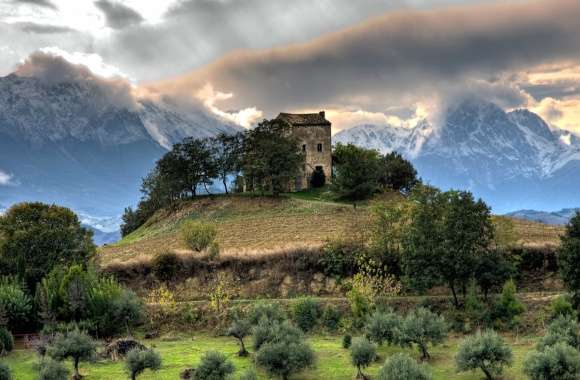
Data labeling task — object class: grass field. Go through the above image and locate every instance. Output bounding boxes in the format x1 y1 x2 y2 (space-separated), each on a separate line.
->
3 333 537 380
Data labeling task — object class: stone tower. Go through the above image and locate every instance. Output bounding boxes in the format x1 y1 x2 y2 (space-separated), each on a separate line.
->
276 111 332 191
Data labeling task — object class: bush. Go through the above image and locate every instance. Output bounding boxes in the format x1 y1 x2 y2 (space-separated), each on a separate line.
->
125 348 162 380
0 277 32 330
492 280 525 329
350 337 376 379
365 310 400 346
0 363 10 380
321 305 342 332
524 343 580 380
194 351 234 380
292 297 320 332
310 167 326 188
537 315 580 351
378 353 432 380
252 320 302 351
319 240 359 278
38 358 70 380
0 327 13 354
256 340 314 380
455 330 512 380
399 308 448 360
152 252 181 281
248 301 286 325
342 334 352 349
181 221 217 252
227 317 251 356
48 330 97 380
238 368 258 380
548 295 576 320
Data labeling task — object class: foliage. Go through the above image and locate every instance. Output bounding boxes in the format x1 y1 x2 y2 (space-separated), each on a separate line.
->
524 343 580 380
227 316 252 356
365 310 400 346
332 143 381 200
537 315 580 351
310 166 326 188
378 151 419 194
252 320 303 351
378 353 432 380
181 221 218 252
208 273 234 318
256 339 315 380
455 330 513 380
248 301 286 325
292 297 320 332
125 348 162 380
241 119 305 196
0 277 32 331
398 308 448 360
321 305 342 332
38 358 69 380
548 295 576 321
48 330 97 379
492 280 525 329
474 249 515 300
319 239 359 279
212 132 243 194
0 202 95 290
0 327 13 354
151 252 181 282
559 212 580 308
346 272 401 321
0 362 10 380
349 337 376 379
342 334 352 349
238 368 259 380
208 242 220 260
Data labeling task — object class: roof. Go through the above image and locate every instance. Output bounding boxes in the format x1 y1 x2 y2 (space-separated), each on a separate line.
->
276 111 331 126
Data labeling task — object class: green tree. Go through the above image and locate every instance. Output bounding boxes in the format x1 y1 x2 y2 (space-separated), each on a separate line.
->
38 359 69 380
493 280 525 328
242 119 304 196
0 327 14 355
365 310 400 346
378 151 418 194
0 202 95 290
125 348 162 380
0 277 32 330
349 337 376 380
332 143 381 200
455 330 513 380
559 212 580 308
48 330 96 380
378 353 432 380
474 250 515 300
211 132 243 194
227 316 251 357
399 308 448 360
537 315 580 351
0 363 10 380
524 343 580 380
181 221 217 252
292 297 320 332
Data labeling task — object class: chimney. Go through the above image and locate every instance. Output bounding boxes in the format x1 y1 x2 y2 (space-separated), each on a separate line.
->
319 110 325 118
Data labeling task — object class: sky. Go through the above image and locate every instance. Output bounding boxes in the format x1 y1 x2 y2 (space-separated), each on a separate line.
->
1 0 580 133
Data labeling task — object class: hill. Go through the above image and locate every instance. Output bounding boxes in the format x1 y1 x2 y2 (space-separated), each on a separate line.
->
98 192 564 266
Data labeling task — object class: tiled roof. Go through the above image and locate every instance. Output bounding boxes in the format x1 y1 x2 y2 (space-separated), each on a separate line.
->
276 111 331 126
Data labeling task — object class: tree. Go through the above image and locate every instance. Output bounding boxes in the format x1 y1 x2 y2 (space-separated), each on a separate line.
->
248 301 287 325
0 363 10 380
474 249 515 300
559 212 580 308
524 343 580 380
0 277 32 331
0 327 14 355
455 330 513 380
180 137 218 196
349 337 376 380
378 151 418 194
398 308 448 360
38 359 69 380
125 348 162 380
48 330 96 380
537 315 580 351
493 280 525 328
0 202 95 290
365 310 400 346
242 119 304 196
378 353 432 380
332 143 381 200
181 221 217 252
192 351 234 380
227 316 251 356
211 132 243 194
292 297 320 332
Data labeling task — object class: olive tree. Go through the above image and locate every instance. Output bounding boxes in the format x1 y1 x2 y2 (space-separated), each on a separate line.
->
0 363 10 380
38 359 69 380
350 337 377 380
378 353 432 380
365 310 400 346
227 317 251 356
524 343 580 380
193 351 234 380
537 315 580 351
398 308 448 360
455 330 513 380
125 348 162 380
48 330 96 380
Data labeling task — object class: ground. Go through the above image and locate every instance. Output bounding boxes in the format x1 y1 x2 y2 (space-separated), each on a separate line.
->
4 333 535 380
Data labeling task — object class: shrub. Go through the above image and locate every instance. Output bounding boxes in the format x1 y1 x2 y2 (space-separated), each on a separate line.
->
256 340 314 380
48 330 97 380
252 320 302 351
524 343 580 380
38 358 70 380
0 327 13 354
194 351 235 380
248 301 286 325
321 305 342 332
318 240 358 278
342 334 352 349
537 315 580 351
350 337 376 380
227 317 251 356
208 242 220 260
238 368 258 380
0 277 32 330
152 252 181 281
365 310 400 346
310 167 326 188
378 353 432 380
399 308 448 360
0 363 10 380
181 221 217 252
548 295 576 320
292 297 320 332
455 330 512 380
492 280 525 329
125 348 162 380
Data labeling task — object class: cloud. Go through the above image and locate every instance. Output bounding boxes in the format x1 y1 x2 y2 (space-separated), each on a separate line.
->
12 0 56 10
14 22 73 34
147 0 580 119
196 84 263 128
94 0 144 29
0 170 13 186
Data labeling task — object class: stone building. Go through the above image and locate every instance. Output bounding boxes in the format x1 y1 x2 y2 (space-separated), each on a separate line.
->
275 111 332 191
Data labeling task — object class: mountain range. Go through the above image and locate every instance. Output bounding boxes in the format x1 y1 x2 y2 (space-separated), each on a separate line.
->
335 99 580 214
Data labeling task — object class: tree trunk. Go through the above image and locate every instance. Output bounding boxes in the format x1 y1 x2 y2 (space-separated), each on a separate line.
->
203 182 212 195
238 338 248 357
450 283 460 309
481 366 494 380
420 344 430 360
222 176 229 194
73 358 80 379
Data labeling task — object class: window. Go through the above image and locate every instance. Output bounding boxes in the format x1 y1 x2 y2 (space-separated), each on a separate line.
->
317 143 323 152
302 144 306 152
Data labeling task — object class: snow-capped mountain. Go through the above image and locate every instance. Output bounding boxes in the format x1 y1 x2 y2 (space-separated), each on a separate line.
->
335 99 580 213
0 72 240 234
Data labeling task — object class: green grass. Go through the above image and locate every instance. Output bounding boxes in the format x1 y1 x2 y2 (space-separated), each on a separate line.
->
3 333 536 380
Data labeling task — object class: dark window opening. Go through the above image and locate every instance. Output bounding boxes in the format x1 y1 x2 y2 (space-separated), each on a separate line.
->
302 144 306 152
317 143 323 152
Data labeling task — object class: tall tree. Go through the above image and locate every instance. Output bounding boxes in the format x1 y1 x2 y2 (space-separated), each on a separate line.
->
378 151 419 194
211 132 243 194
559 212 580 308
332 143 381 200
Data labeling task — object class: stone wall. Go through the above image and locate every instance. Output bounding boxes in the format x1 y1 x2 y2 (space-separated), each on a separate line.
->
291 124 332 190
